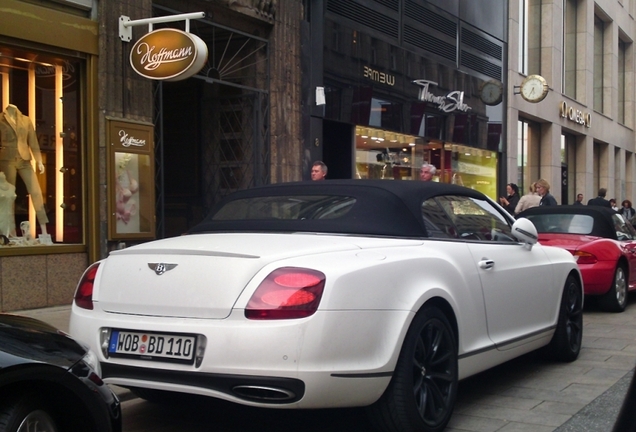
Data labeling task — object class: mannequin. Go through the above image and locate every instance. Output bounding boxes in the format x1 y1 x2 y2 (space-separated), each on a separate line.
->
0 104 48 236
0 171 16 237
115 159 139 224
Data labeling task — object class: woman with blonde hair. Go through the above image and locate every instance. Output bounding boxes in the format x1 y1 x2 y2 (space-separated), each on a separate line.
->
535 178 558 206
515 182 542 214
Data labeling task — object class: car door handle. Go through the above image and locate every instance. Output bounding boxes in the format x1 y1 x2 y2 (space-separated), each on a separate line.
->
479 259 495 270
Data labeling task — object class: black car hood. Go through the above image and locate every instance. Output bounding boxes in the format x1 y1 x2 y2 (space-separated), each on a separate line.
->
0 314 86 370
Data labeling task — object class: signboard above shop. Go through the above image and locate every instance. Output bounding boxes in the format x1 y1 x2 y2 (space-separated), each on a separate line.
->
130 28 208 81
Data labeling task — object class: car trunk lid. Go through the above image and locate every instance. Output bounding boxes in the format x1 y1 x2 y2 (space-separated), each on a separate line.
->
537 233 601 254
95 233 364 319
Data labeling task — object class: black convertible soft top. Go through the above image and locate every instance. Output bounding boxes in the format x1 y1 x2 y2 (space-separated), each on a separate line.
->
517 205 621 239
189 180 491 238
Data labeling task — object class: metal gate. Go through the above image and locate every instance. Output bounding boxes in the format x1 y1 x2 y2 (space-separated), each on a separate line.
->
200 90 270 212
152 5 270 238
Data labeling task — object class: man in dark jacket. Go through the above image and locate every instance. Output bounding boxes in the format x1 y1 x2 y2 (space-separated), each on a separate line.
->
573 194 584 205
587 188 612 208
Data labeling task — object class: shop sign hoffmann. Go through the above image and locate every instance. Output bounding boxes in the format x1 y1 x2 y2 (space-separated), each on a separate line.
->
119 129 146 148
130 28 208 81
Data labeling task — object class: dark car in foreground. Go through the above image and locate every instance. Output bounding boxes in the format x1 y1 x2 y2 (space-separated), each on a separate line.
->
0 313 122 432
518 205 636 312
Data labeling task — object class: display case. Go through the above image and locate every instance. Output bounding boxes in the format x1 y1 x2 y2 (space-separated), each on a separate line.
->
107 118 155 240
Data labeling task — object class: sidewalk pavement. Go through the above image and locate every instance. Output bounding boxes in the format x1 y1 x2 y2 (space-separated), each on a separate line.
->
448 296 636 432
10 298 636 431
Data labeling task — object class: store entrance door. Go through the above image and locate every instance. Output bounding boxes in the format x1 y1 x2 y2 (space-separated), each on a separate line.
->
154 79 270 239
323 120 353 179
151 6 270 239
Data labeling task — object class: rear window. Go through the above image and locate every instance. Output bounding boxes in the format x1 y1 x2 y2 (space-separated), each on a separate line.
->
525 214 594 234
212 195 357 221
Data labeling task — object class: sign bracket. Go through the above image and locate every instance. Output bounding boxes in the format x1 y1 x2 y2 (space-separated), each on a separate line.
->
119 12 205 42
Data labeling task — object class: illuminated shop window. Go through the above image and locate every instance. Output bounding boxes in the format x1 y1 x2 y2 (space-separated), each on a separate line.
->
354 126 497 199
0 46 84 247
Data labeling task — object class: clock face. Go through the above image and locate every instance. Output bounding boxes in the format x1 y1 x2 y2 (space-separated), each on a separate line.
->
520 75 548 103
480 80 503 105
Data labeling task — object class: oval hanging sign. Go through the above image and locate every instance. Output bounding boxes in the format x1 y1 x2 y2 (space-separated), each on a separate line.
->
130 28 208 81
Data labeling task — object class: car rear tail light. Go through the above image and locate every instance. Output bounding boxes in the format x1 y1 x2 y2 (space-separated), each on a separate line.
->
245 267 326 320
572 250 598 265
74 262 100 310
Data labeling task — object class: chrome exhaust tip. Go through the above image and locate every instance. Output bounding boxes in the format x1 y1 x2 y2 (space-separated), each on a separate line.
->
232 385 296 402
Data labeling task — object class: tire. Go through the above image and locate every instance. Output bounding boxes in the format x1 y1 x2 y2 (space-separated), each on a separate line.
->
368 305 458 432
599 264 628 312
0 395 59 432
547 274 583 362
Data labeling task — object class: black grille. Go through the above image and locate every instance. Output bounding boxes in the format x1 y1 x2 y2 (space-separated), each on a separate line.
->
327 0 399 39
404 0 456 38
461 28 502 60
404 25 456 62
460 50 502 80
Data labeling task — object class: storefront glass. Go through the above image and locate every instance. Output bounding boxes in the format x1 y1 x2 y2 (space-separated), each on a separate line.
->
355 126 496 196
323 18 503 200
0 45 84 246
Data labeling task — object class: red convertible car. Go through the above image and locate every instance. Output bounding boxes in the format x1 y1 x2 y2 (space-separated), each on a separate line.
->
518 205 636 312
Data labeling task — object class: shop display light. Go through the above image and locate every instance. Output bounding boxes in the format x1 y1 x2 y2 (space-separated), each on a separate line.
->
55 64 64 242
28 63 36 237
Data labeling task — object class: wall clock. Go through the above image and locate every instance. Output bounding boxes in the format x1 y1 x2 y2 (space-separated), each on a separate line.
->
520 74 549 103
480 80 504 105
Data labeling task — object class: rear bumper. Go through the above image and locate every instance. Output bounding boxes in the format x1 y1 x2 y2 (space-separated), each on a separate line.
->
70 305 406 408
101 363 305 404
579 261 615 295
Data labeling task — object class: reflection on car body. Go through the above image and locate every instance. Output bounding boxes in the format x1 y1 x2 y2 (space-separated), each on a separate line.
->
70 180 582 432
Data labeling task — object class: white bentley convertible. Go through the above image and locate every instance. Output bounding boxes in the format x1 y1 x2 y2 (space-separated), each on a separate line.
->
70 180 583 432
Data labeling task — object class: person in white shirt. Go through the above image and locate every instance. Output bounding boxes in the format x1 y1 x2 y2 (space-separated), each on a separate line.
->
515 182 542 214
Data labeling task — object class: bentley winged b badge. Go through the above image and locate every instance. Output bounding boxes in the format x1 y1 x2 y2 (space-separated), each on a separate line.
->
148 263 178 275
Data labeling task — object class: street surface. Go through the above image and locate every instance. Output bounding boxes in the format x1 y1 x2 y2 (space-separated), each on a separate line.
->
17 294 636 431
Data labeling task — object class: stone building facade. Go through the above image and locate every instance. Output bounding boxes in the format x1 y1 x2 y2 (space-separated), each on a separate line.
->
508 0 636 206
0 0 303 311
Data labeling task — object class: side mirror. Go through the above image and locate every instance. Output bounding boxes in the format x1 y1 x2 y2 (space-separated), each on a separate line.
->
512 218 538 250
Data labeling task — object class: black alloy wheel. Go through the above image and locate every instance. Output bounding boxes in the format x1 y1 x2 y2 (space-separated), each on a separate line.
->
0 395 59 432
599 264 628 312
368 305 458 432
547 274 583 362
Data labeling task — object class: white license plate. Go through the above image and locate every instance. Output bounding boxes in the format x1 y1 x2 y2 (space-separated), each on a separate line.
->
108 330 196 363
